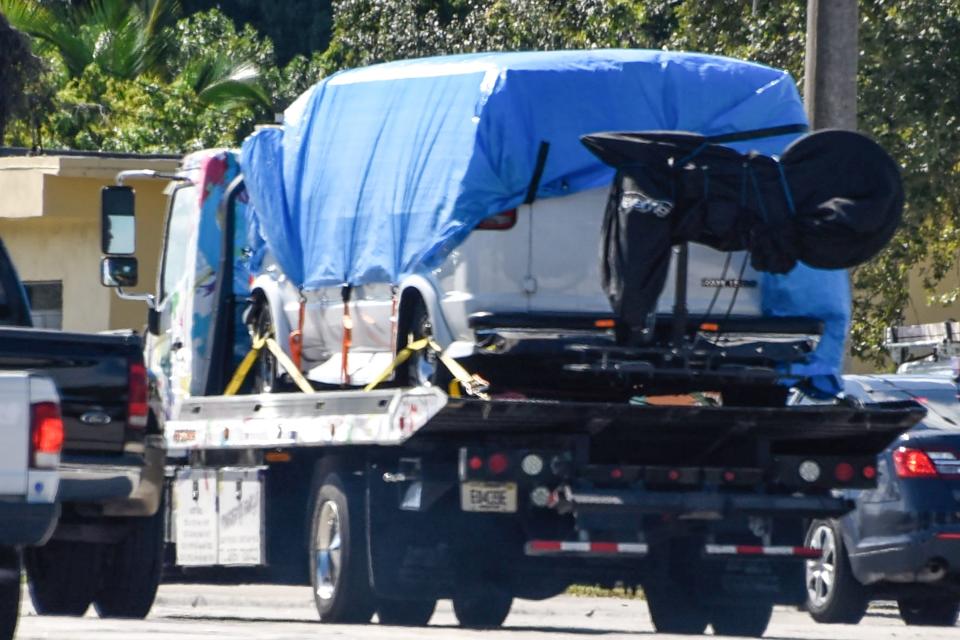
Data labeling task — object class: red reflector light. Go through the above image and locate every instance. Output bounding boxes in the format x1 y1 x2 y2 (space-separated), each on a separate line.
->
128 361 149 428
862 465 876 480
834 462 855 483
594 319 616 329
488 453 509 475
936 533 960 540
528 540 563 552
723 470 736 482
477 209 517 230
468 455 484 471
31 402 64 468
610 468 623 479
892 447 938 478
667 469 681 482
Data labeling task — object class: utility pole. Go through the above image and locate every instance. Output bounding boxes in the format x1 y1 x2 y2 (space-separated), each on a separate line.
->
803 0 859 130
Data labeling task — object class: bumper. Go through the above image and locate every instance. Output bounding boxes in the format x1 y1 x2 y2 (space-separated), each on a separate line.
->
0 500 59 546
57 441 164 518
852 529 960 585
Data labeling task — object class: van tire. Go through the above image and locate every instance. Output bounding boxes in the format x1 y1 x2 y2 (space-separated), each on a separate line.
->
251 303 280 394
452 590 512 628
309 472 376 623
93 508 164 619
377 597 436 626
400 300 450 389
25 540 102 616
0 547 20 640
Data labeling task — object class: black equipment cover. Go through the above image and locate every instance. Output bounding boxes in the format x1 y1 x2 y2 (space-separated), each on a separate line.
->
581 129 903 330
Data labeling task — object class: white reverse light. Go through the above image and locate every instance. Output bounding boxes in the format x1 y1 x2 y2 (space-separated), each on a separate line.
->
530 486 551 507
521 454 544 476
799 460 821 483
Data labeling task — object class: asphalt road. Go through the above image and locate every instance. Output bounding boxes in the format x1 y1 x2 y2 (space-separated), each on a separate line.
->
13 584 959 639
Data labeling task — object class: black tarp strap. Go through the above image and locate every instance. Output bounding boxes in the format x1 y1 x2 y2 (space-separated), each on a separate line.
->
524 141 551 205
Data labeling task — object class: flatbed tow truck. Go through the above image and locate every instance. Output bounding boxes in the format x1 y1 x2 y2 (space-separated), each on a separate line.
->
96 52 922 637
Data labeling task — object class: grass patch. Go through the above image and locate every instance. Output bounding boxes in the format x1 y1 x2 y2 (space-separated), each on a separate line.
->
566 584 645 600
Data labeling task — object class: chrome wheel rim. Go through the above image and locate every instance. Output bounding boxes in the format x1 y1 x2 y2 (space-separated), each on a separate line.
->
315 501 341 602
806 524 837 608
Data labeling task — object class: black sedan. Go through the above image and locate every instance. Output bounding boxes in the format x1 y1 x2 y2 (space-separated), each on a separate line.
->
796 375 960 626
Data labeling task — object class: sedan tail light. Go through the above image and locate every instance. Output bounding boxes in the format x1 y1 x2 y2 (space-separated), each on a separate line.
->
477 209 517 230
892 447 938 478
128 361 149 428
31 402 64 469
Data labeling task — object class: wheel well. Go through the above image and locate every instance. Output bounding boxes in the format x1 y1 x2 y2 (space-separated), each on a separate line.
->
396 288 426 350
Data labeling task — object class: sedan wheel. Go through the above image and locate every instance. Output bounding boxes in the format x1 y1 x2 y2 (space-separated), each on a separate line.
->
804 519 868 624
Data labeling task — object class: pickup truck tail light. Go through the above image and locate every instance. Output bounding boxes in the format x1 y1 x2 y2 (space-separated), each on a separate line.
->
31 402 64 469
128 361 149 429
893 447 938 478
477 209 517 230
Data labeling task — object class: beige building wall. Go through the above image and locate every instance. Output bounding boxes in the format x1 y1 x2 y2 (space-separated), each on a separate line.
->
0 154 178 333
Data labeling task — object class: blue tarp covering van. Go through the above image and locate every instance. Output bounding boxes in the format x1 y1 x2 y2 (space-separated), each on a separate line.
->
240 49 851 392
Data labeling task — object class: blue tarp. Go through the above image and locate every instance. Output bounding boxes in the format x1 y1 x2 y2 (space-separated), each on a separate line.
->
240 49 850 392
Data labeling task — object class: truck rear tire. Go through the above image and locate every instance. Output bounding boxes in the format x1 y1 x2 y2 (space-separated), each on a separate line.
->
804 520 868 624
710 602 773 637
0 547 20 640
25 540 102 616
377 597 436 626
452 590 512 628
643 580 709 635
897 597 960 626
309 472 376 623
93 508 164 619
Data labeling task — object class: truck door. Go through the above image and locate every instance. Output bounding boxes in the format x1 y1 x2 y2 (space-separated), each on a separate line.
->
146 183 200 417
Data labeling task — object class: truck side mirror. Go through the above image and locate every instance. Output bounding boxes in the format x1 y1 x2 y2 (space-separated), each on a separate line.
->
100 256 138 288
101 186 136 255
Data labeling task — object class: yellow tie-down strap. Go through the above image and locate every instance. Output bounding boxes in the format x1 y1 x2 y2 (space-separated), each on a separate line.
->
224 333 315 396
363 338 490 400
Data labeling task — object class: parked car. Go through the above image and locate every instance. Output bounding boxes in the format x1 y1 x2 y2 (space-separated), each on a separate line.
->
0 371 62 640
0 237 164 619
795 374 960 626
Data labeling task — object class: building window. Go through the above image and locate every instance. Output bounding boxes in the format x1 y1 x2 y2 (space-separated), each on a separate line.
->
24 281 63 329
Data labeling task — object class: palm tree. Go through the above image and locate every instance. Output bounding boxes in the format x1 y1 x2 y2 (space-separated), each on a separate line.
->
0 0 273 114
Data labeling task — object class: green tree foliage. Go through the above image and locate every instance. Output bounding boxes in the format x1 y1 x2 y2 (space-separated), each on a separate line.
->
181 0 333 66
0 3 319 152
0 10 41 140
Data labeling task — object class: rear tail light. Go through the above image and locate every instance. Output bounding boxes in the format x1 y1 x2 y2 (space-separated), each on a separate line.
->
128 361 149 429
31 402 64 469
893 447 938 478
834 462 855 483
477 209 517 230
487 452 510 475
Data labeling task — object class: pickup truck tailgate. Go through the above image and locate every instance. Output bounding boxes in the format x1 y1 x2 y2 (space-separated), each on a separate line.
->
0 328 141 453
0 373 30 496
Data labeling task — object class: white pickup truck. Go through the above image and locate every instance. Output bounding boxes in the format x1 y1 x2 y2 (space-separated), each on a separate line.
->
0 372 62 640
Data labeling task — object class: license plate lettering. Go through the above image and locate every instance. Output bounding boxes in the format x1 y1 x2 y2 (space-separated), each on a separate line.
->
460 482 517 513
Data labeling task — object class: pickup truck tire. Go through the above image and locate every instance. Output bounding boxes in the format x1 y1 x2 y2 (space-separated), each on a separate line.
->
804 520 868 624
897 597 960 626
93 508 164 619
644 580 709 635
452 590 512 628
709 603 773 637
0 547 20 640
309 472 376 623
376 597 436 626
25 540 102 616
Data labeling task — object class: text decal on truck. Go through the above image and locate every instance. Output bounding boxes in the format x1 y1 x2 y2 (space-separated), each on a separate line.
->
701 278 758 288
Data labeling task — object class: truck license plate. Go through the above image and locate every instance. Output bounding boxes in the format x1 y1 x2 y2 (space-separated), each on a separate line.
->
461 482 517 513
